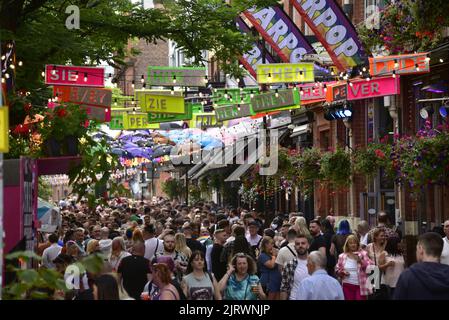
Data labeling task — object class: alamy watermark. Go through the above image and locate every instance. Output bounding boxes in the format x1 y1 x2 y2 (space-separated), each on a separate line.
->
170 129 279 176
365 4 381 30
65 5 80 30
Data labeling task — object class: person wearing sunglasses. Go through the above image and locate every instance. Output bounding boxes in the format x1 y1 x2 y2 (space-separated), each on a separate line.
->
218 253 266 300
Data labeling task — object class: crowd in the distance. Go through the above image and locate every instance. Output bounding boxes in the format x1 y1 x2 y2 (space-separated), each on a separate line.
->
35 197 449 300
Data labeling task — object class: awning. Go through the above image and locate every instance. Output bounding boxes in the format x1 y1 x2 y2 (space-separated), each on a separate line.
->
224 144 258 182
290 124 310 138
191 136 256 180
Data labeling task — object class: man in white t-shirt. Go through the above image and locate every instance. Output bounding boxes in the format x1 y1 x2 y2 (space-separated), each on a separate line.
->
246 221 262 247
441 220 449 265
280 234 310 300
275 228 298 273
143 224 164 261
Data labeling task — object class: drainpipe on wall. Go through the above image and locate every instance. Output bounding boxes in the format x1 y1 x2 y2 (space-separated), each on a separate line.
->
386 96 404 236
343 118 355 225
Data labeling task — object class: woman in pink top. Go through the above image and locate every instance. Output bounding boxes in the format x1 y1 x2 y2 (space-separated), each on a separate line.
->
336 235 373 300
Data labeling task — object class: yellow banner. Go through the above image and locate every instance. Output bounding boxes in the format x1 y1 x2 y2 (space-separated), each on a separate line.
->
123 113 152 130
256 63 315 84
0 108 9 153
141 94 185 114
189 113 222 129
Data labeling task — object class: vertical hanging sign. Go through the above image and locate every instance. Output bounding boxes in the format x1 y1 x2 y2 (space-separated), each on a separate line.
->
289 0 367 71
243 5 315 63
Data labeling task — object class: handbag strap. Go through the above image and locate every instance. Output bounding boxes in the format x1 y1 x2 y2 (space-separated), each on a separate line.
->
286 245 297 258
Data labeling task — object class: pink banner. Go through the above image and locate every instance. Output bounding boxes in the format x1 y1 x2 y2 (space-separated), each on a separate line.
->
347 76 400 101
45 65 105 87
299 81 336 103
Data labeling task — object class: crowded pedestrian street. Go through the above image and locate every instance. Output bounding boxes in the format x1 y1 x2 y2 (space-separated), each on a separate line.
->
1 0 449 303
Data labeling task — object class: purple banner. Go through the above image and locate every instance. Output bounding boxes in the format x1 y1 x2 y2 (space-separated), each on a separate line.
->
290 0 368 71
244 5 315 63
236 17 275 78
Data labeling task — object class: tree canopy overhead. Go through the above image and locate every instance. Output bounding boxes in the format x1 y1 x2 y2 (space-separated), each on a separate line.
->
1 0 276 124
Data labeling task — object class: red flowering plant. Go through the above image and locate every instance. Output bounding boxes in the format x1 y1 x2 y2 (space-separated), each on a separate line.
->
352 136 394 180
391 121 449 190
39 103 88 143
357 0 449 55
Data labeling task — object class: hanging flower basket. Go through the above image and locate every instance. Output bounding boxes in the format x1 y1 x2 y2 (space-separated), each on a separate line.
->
320 147 351 188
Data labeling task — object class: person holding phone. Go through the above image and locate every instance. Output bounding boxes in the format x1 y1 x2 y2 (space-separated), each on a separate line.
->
218 253 267 300
335 235 373 300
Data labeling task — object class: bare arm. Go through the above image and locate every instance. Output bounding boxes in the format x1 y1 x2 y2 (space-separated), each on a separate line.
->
263 255 277 269
218 265 234 294
280 291 289 300
319 246 326 257
212 275 222 300
180 278 189 299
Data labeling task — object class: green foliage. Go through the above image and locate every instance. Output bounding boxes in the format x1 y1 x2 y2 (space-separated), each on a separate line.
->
358 0 449 54
38 177 53 201
1 0 278 125
5 132 31 159
320 147 351 188
199 176 210 193
39 104 89 143
210 173 222 190
68 132 127 209
162 177 184 200
3 251 106 300
188 183 202 204
353 143 393 179
392 130 449 189
292 148 322 195
3 251 67 300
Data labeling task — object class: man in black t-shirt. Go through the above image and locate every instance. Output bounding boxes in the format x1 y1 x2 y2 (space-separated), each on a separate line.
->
117 241 150 300
183 222 206 253
210 229 227 281
309 219 326 257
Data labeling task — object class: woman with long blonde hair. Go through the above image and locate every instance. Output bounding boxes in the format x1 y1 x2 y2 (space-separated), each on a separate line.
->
175 233 192 259
294 217 313 243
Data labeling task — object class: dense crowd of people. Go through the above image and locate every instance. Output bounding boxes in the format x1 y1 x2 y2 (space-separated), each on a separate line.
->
35 197 449 300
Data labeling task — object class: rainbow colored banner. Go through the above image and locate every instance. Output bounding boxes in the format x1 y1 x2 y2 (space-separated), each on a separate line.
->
243 5 315 63
236 17 275 78
289 0 367 71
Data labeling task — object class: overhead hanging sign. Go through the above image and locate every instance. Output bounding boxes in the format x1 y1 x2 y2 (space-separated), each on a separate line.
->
137 91 185 114
369 53 430 76
347 76 400 101
299 82 334 104
109 114 124 130
257 63 315 84
147 66 207 87
215 104 252 121
80 105 111 122
289 0 367 71
326 82 347 102
236 17 275 78
45 65 105 87
123 113 152 130
53 86 112 107
251 89 298 113
0 107 9 152
191 113 222 129
53 86 112 122
148 111 192 124
244 5 315 63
